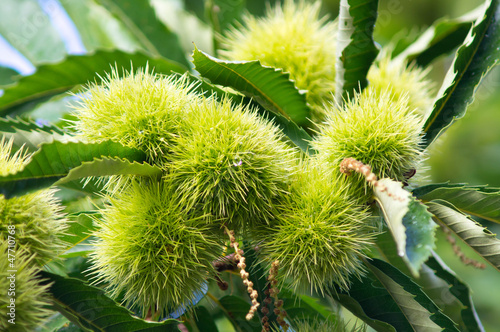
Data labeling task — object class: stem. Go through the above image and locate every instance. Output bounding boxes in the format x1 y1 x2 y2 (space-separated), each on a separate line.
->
340 157 406 201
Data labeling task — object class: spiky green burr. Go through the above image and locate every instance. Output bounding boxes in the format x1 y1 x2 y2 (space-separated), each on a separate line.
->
257 159 373 292
313 87 424 202
368 56 435 118
166 96 296 230
220 0 337 123
0 138 68 266
0 242 53 331
72 69 200 167
89 179 223 319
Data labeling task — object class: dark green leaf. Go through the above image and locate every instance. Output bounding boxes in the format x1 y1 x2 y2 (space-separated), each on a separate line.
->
280 290 337 327
206 0 245 52
39 271 180 331
0 0 66 64
395 5 483 66
207 0 245 32
96 0 189 67
335 0 379 101
217 295 261 332
331 258 460 331
0 50 187 116
366 258 459 331
189 306 219 332
329 264 405 332
427 200 500 271
422 0 500 148
192 47 312 126
179 73 314 154
0 66 20 86
426 252 485 332
0 140 160 198
414 183 500 223
60 213 99 248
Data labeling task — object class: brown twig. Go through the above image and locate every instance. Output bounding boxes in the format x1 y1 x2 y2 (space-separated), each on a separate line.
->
340 157 406 201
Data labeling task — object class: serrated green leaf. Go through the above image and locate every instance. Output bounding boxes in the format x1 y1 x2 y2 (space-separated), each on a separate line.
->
374 179 437 277
0 0 66 64
374 178 411 258
56 157 161 186
96 0 189 67
365 258 459 331
0 116 65 135
180 73 314 154
423 0 500 148
0 140 159 198
335 0 379 101
414 183 500 223
0 50 187 115
426 252 485 332
188 306 219 332
192 47 312 126
403 199 437 277
395 5 482 66
0 116 68 152
427 200 500 272
38 271 180 332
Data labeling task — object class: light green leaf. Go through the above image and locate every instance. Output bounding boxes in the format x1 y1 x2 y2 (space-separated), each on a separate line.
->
180 73 314 154
0 0 66 64
38 312 71 332
373 178 411 258
27 93 78 126
395 5 482 66
423 0 500 148
192 47 312 127
39 271 180 331
0 50 187 116
427 200 500 272
414 183 500 223
0 140 160 198
403 199 437 276
60 0 141 52
96 0 189 67
426 252 485 332
335 0 379 102
374 179 436 277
